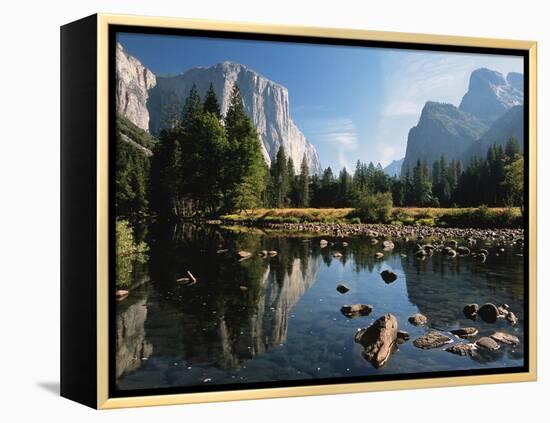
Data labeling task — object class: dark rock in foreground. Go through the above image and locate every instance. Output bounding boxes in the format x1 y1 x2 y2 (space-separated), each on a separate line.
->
355 314 399 368
408 313 428 326
413 331 452 349
336 284 350 294
463 303 479 319
340 304 373 318
380 270 398 283
446 343 475 356
478 303 499 323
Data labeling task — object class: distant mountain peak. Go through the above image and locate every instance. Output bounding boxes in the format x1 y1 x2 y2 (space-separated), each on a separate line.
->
459 67 523 124
384 158 404 177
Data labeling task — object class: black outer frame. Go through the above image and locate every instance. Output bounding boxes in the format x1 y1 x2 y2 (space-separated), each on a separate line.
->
59 14 530 409
60 14 98 408
107 25 530 399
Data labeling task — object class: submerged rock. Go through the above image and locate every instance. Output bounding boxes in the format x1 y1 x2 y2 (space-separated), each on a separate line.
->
413 331 452 349
237 251 252 260
490 331 519 346
115 290 129 301
446 343 475 357
355 314 399 368
506 311 518 325
463 303 479 319
451 327 479 338
382 240 395 251
408 313 428 326
457 246 471 256
380 270 398 283
336 284 350 294
478 303 499 323
475 337 500 351
340 304 373 318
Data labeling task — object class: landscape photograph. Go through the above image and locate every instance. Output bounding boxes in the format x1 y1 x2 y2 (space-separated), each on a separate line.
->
113 31 526 393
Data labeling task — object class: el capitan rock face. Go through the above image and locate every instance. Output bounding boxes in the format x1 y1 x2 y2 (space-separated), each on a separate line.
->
459 68 523 124
115 43 156 132
148 61 321 174
115 44 322 174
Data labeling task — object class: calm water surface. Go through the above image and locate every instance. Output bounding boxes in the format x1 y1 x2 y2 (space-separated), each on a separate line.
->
115 224 525 391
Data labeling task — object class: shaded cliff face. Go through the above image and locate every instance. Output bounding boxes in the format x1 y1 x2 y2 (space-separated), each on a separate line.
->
401 102 487 173
462 105 524 163
459 68 523 124
148 61 321 174
115 43 156 131
401 68 524 174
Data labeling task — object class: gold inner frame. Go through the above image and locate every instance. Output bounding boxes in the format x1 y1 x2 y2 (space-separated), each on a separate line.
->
96 13 537 409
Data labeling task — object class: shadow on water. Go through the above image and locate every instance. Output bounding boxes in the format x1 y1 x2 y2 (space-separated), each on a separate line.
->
115 223 525 390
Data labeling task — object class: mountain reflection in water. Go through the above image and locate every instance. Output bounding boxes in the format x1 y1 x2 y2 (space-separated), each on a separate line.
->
115 223 524 391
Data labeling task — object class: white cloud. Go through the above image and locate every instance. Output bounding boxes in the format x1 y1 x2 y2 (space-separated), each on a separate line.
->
303 117 358 170
381 50 523 118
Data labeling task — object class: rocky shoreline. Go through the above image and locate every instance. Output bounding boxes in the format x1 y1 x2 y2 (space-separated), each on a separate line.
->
209 220 524 244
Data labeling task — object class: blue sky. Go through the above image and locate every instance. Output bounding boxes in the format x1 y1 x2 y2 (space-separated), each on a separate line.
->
118 33 523 171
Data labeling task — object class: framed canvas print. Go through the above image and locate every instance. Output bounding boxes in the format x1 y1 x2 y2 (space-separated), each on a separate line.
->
60 14 537 409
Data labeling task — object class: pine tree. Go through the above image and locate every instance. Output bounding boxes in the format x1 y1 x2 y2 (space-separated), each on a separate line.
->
180 84 202 128
298 155 310 207
223 84 266 211
203 83 222 119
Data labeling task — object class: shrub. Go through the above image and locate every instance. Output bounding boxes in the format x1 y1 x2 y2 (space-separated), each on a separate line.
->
354 192 393 223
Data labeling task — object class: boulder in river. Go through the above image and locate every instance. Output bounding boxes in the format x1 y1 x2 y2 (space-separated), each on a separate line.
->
413 331 452 349
340 304 373 318
333 251 343 258
475 336 500 351
463 303 479 319
355 314 398 368
380 270 398 283
320 239 328 248
408 313 428 326
370 238 379 245
450 327 479 338
457 246 471 256
478 303 499 323
490 331 519 346
375 252 384 259
268 250 278 256
446 343 475 357
336 284 350 294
